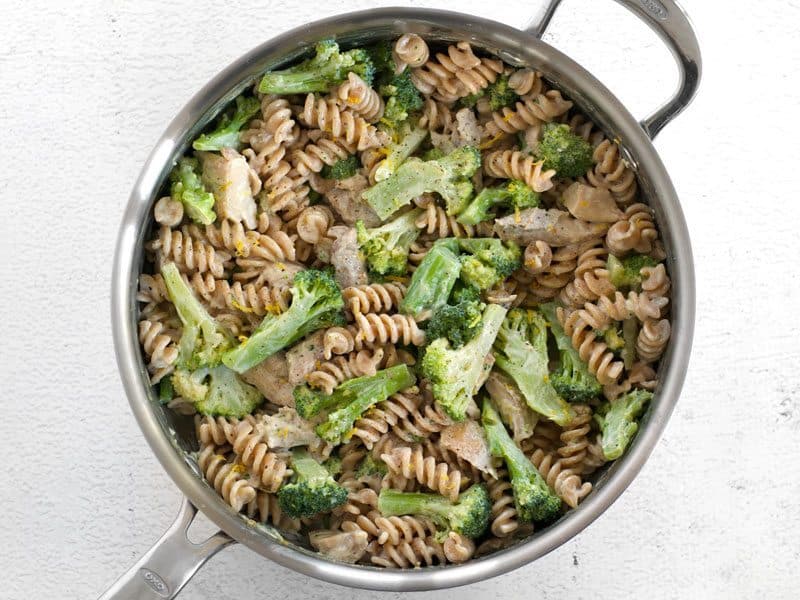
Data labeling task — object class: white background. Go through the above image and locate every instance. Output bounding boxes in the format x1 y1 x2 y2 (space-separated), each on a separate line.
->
1 1 798 598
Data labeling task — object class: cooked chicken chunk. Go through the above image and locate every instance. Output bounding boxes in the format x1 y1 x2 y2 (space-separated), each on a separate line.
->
198 148 258 229
440 420 497 478
241 352 294 407
562 182 624 223
326 173 381 227
330 226 368 288
286 330 325 385
485 370 538 442
494 207 609 247
257 407 321 450
309 530 369 564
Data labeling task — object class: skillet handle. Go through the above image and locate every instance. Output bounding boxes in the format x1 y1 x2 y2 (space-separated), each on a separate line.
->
97 498 234 600
525 0 701 139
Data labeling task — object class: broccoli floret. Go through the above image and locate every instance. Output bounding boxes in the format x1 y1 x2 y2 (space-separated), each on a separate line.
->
222 269 344 373
458 179 540 225
540 303 601 404
362 146 481 220
320 155 359 180
422 303 508 421
158 376 174 404
482 399 561 522
380 71 424 131
192 95 261 151
356 209 422 277
450 280 481 304
172 365 263 417
366 40 395 81
456 238 522 290
399 239 462 320
378 484 491 539
421 147 445 162
492 309 573 425
315 365 416 443
595 390 653 460
323 456 343 476
356 454 388 479
258 39 375 94
606 254 659 290
161 262 234 369
536 123 593 178
486 74 519 111
458 92 482 109
169 157 216 225
372 125 428 182
277 448 348 518
425 299 485 348
602 326 625 351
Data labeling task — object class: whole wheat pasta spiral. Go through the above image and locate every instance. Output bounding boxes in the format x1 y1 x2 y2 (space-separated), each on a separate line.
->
606 203 658 255
195 414 259 447
523 241 553 274
558 404 593 471
306 348 387 395
582 290 669 328
585 139 638 206
484 149 557 192
418 98 455 133
343 282 406 315
148 226 231 278
642 263 671 297
259 95 297 144
246 491 301 531
368 536 446 568
291 136 353 178
637 318 671 363
393 33 429 72
353 313 426 348
558 241 614 308
298 94 386 151
415 203 475 238
557 306 624 385
487 469 519 538
529 448 592 509
443 532 476 563
191 277 292 317
232 421 291 492
522 242 584 301
484 90 573 138
336 72 384 123
153 196 184 227
138 316 179 383
295 205 334 245
382 445 465 502
197 445 257 512
342 510 437 545
508 68 544 96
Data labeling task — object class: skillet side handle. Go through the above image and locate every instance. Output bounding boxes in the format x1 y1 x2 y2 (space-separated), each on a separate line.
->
97 498 234 600
525 0 702 139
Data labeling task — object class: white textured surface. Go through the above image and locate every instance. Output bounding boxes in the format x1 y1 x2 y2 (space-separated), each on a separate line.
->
1 1 799 599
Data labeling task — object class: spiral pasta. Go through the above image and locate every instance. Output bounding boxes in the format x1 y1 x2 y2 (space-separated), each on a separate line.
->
341 510 437 546
487 469 519 538
232 421 291 492
295 205 334 245
246 491 301 531
197 444 257 512
529 448 592 509
195 414 259 447
343 282 406 315
148 226 231 278
291 136 353 178
606 203 658 255
484 90 573 138
558 404 593 471
484 150 556 192
393 33 429 72
411 41 502 102
558 241 614 308
368 536 446 568
557 305 624 385
138 316 179 384
585 139 638 206
637 318 671 363
305 348 387 395
352 313 426 348
415 203 476 238
508 68 544 96
381 445 465 501
336 72 384 123
298 94 387 151
443 532 476 563
153 196 184 227
418 98 455 133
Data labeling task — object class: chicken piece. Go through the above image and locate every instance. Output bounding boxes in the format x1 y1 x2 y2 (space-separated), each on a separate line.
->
475 353 495 392
431 108 482 153
562 182 624 223
330 226 368 288
440 420 497 478
485 370 538 442
494 207 609 247
257 407 321 450
241 352 294 407
309 530 369 563
326 173 381 227
286 330 325 385
198 148 258 229
255 260 305 289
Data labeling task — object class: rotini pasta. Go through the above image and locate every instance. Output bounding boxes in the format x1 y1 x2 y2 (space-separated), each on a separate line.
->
484 149 557 192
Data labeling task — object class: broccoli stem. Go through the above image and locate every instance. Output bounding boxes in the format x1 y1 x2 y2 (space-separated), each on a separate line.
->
377 489 452 520
399 240 462 320
291 447 331 484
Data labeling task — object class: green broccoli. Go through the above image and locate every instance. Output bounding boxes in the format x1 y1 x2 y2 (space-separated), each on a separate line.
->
372 125 429 182
595 390 653 460
320 155 359 180
492 309 573 425
380 71 424 131
457 179 540 226
172 365 263 417
450 280 482 304
192 95 261 151
606 254 659 290
362 146 481 220
458 74 518 111
365 40 394 81
277 448 348 518
377 485 491 539
540 303 601 404
222 269 344 373
457 238 522 290
323 456 343 476
535 123 593 178
421 303 508 421
421 147 445 162
169 157 216 225
161 262 234 369
315 365 416 443
356 454 388 479
356 209 422 276
602 326 625 352
158 376 174 404
425 299 485 349
399 239 462 320
258 39 375 94
621 318 638 369
482 399 561 522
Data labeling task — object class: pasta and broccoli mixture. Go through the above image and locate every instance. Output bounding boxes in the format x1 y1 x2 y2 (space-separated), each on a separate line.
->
137 34 671 567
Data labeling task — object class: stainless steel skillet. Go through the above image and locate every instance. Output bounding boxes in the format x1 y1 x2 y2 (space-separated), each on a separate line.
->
104 1 700 596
